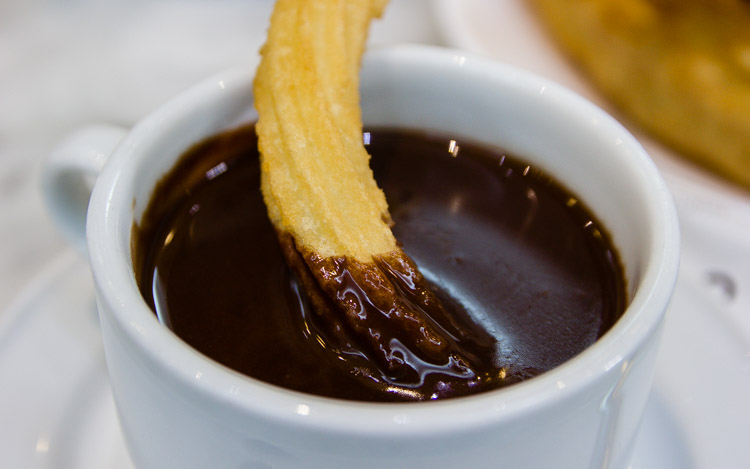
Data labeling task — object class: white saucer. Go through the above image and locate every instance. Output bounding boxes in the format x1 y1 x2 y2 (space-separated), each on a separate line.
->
0 250 133 469
2 231 749 468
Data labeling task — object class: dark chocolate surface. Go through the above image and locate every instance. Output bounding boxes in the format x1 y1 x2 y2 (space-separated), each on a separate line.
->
133 125 625 402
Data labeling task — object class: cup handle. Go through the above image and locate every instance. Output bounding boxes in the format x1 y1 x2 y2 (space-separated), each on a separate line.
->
43 124 128 256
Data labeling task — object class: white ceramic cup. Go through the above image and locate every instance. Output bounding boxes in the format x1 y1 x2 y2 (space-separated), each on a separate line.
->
43 45 679 468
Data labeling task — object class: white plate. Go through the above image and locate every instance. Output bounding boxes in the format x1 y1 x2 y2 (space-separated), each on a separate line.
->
434 1 750 468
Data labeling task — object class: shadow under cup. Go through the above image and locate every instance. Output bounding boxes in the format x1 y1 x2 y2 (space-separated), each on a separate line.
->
87 46 679 468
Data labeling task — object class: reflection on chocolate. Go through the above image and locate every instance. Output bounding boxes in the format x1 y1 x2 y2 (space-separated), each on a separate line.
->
133 125 626 402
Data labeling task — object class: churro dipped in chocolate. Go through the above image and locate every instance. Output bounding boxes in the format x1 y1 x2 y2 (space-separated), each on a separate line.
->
253 0 497 399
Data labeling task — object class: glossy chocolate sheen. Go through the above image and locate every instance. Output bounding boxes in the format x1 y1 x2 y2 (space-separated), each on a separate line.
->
133 125 626 402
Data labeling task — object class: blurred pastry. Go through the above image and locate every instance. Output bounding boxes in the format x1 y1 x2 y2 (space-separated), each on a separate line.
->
531 0 750 189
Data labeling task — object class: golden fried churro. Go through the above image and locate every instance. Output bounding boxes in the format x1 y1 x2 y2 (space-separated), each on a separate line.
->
255 0 393 260
253 0 496 398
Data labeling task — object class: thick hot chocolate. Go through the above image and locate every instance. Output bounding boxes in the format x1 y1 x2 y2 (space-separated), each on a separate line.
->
133 124 626 402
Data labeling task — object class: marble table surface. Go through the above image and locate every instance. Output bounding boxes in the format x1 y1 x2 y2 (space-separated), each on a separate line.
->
1 1 749 467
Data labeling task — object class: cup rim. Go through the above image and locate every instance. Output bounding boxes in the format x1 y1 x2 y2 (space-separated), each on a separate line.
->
87 44 680 435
